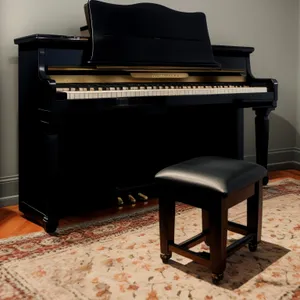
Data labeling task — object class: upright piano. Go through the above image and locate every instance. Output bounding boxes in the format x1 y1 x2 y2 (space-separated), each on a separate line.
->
14 0 278 233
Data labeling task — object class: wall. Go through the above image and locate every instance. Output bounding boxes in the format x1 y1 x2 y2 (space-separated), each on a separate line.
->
0 0 299 206
297 1 300 158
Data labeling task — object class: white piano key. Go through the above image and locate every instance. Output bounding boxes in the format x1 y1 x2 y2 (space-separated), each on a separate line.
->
61 86 268 100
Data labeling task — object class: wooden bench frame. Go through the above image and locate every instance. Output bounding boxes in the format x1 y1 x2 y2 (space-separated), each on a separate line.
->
158 180 263 284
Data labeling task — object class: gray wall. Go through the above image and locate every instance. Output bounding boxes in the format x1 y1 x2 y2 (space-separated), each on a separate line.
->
297 2 300 150
0 0 299 206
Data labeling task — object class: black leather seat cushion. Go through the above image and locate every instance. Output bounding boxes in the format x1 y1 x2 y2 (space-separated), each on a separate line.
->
155 156 267 194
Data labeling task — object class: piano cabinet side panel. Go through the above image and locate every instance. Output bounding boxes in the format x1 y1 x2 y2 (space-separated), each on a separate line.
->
18 49 53 220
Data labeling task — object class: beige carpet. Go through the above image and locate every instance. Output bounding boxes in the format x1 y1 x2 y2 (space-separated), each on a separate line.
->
1 178 300 300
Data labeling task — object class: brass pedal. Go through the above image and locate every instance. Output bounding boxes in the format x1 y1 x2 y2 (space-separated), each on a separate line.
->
138 192 148 201
117 197 124 209
128 194 137 205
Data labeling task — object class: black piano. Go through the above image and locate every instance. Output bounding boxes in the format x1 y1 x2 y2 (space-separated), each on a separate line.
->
14 0 278 233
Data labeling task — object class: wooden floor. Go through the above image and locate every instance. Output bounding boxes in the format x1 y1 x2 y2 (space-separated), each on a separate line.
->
1 169 299 240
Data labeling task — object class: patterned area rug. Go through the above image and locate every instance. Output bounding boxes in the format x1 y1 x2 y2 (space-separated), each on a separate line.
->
1 178 300 300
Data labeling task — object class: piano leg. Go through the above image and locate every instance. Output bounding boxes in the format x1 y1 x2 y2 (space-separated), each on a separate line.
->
254 108 273 185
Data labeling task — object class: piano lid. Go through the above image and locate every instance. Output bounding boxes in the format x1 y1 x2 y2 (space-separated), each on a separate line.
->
85 0 220 70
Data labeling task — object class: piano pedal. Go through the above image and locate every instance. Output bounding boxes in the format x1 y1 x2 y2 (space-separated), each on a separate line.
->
138 192 148 204
117 197 124 209
128 194 137 206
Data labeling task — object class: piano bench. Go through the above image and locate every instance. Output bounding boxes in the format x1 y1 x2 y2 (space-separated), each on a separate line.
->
155 156 267 285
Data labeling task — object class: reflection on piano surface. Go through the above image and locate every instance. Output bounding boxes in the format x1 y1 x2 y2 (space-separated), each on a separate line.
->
14 0 278 233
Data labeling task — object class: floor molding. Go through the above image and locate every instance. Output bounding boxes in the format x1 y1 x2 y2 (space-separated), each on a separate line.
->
294 147 300 163
244 147 297 164
244 147 300 171
245 148 300 171
267 161 300 171
1 148 300 207
0 175 19 208
0 195 19 208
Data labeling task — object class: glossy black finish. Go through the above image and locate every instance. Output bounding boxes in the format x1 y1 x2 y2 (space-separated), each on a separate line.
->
155 156 267 194
86 0 219 68
14 1 278 233
255 108 273 185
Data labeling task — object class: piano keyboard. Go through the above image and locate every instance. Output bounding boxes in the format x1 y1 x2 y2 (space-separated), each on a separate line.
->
57 85 267 100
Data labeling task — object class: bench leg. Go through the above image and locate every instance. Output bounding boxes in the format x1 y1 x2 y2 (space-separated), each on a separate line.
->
202 210 210 246
247 180 263 252
159 196 175 264
209 202 228 284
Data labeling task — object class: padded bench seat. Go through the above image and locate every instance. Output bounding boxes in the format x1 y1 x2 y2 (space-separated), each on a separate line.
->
155 156 267 284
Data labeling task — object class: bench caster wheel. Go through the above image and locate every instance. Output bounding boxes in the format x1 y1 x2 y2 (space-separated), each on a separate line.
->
212 273 224 285
160 253 171 264
248 242 257 252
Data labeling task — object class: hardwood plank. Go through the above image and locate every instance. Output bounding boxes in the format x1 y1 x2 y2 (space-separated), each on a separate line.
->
0 169 299 239
0 199 158 239
269 169 300 180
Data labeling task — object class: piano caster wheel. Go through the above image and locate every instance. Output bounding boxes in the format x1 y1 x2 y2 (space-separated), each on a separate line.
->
263 176 269 186
211 273 224 285
42 218 58 234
